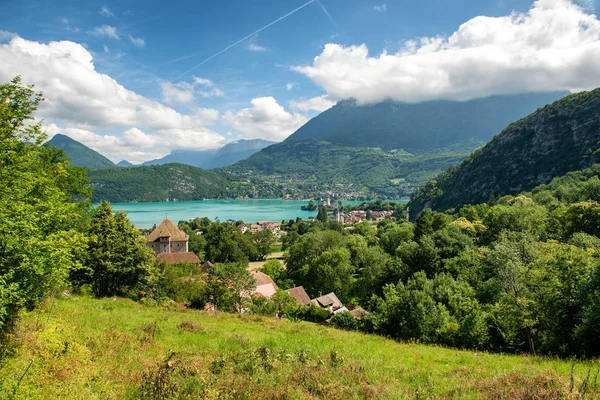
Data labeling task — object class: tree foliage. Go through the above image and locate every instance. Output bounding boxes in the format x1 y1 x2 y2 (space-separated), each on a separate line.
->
0 77 90 331
75 201 157 297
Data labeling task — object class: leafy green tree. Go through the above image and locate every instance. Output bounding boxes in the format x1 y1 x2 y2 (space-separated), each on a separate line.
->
204 223 252 263
249 289 297 317
414 208 435 239
379 223 414 255
574 265 600 357
528 242 595 355
483 232 538 353
250 229 274 261
561 201 600 239
259 259 292 289
372 272 451 343
330 311 358 330
0 77 90 331
302 248 355 302
207 262 256 312
482 196 548 243
285 230 345 284
353 245 390 301
78 202 156 297
157 262 208 308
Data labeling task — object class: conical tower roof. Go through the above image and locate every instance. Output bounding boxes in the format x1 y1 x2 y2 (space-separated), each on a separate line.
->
146 218 188 242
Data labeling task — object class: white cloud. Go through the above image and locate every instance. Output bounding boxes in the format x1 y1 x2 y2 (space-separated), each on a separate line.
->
160 77 224 104
248 42 267 52
290 95 336 112
0 30 17 41
294 0 600 104
103 45 109 53
373 3 387 12
223 97 307 141
286 82 297 90
160 81 194 104
123 127 155 148
0 36 227 162
99 6 115 18
195 108 220 125
89 25 119 40
247 36 267 52
193 76 214 86
198 87 224 98
45 123 164 163
129 35 145 47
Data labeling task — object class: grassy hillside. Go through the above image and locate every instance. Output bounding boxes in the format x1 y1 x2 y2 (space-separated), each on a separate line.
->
88 163 248 202
409 89 600 215
1 296 598 399
46 134 115 168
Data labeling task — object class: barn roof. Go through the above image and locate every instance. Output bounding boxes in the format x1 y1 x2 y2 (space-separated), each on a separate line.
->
285 286 311 306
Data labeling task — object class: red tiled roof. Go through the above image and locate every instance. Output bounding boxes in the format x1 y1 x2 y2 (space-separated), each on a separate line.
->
252 271 278 288
156 252 200 265
286 286 311 306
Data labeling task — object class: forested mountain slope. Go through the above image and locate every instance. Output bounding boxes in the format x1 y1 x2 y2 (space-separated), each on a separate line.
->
88 163 245 202
409 89 600 215
46 134 115 168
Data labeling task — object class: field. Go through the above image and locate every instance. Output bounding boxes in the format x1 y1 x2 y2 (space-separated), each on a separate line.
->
0 296 598 399
248 251 285 271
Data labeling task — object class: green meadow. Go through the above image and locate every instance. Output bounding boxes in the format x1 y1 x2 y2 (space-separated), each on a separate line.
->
1 296 598 399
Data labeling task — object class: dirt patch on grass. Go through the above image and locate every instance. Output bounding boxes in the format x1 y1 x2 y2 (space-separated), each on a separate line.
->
477 372 575 399
177 321 206 333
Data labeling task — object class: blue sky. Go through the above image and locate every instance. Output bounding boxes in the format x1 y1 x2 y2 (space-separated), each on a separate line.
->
1 0 599 162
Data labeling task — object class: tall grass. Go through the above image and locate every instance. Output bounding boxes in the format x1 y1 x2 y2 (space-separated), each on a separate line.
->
0 296 598 399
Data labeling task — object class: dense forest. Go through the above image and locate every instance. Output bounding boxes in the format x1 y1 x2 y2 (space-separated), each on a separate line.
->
410 89 600 215
87 163 249 202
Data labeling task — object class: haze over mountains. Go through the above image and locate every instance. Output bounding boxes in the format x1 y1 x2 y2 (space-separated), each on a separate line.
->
47 136 274 170
142 139 275 169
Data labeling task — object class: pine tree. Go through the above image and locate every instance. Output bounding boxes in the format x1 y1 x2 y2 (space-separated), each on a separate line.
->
80 201 157 297
317 207 328 223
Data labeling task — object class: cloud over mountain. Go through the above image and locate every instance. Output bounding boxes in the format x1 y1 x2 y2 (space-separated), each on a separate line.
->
293 0 600 104
223 97 307 141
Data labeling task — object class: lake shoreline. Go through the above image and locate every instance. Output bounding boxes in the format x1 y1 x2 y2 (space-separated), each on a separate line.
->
108 198 407 229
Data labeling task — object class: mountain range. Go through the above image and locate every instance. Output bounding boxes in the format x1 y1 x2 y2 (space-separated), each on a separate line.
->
46 136 274 170
409 89 600 216
47 91 583 203
286 93 567 151
224 92 567 197
141 139 275 169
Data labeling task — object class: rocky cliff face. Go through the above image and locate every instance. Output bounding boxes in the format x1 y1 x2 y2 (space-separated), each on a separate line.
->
409 89 600 216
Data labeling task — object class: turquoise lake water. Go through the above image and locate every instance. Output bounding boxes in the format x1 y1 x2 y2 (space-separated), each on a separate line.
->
109 199 406 228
